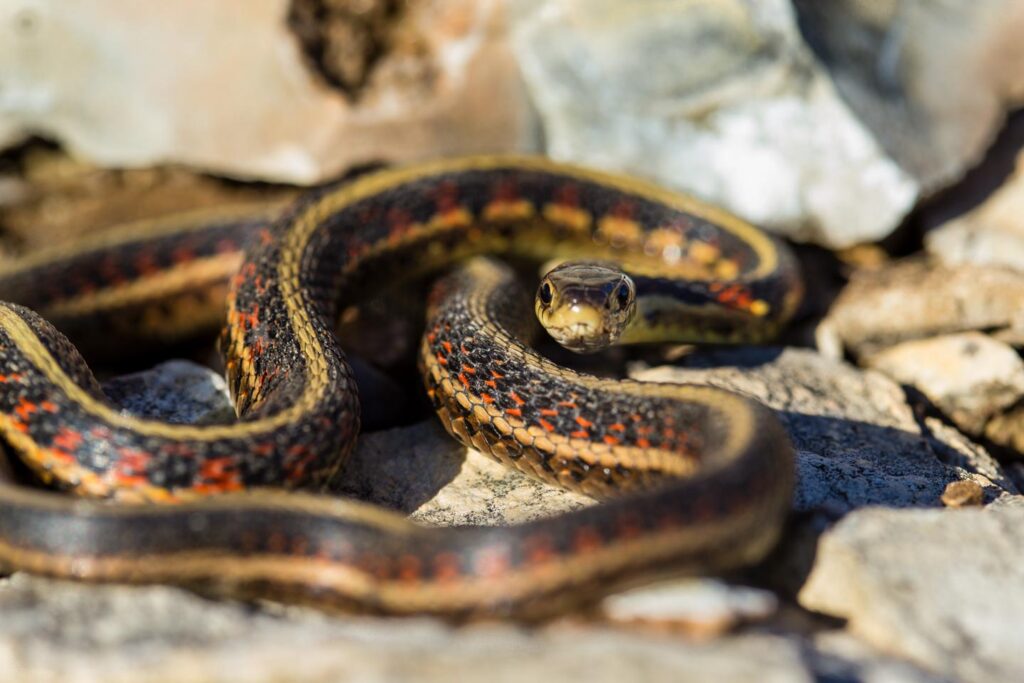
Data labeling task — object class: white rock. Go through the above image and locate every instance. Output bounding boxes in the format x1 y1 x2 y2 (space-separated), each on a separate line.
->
866 333 1024 435
0 0 535 183
510 0 917 248
800 506 1024 683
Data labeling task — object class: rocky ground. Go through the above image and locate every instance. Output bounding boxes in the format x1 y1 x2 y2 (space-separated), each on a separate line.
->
3 1 1024 682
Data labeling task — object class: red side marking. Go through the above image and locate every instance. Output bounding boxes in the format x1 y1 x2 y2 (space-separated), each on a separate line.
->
506 408 522 417
493 178 520 203
557 401 577 409
523 536 556 565
458 373 470 388
573 527 603 554
432 552 462 583
657 514 680 531
461 364 476 374
538 418 555 432
171 246 196 264
52 428 83 453
436 353 447 366
611 198 636 219
539 408 558 417
267 532 287 554
484 380 497 389
258 228 274 245
14 398 38 421
397 555 422 582
134 251 159 276
616 513 642 540
250 440 274 456
570 430 589 439
198 457 241 492
0 373 23 384
608 423 625 432
575 416 593 428
603 435 620 446
555 184 580 207
460 344 471 354
112 448 153 487
490 369 505 379
481 393 495 404
442 341 453 354
39 401 58 413
636 438 651 448
509 391 525 406
434 180 460 213
387 208 413 239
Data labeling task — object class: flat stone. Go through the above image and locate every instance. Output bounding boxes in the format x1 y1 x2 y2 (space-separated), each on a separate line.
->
0 0 534 183
510 0 916 248
825 259 1024 358
865 332 1024 435
800 506 1024 683
631 348 1018 514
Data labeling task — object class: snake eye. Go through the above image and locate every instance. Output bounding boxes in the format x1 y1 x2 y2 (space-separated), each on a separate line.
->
539 282 553 306
613 282 631 310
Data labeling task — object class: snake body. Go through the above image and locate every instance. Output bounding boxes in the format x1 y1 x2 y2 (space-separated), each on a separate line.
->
0 156 800 619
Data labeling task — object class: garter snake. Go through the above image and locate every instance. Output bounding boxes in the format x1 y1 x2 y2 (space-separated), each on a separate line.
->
0 156 801 619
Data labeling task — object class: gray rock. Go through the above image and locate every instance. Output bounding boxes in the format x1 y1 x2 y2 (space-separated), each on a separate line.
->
792 0 1024 191
333 420 592 525
800 506 1024 683
102 360 235 425
825 259 1024 358
0 575 815 683
631 348 1018 513
510 0 916 248
865 333 1024 436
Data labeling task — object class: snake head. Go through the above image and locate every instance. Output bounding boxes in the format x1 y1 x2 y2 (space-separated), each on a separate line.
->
535 261 636 353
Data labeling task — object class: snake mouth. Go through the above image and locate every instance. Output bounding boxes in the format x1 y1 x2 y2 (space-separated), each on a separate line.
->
545 318 619 354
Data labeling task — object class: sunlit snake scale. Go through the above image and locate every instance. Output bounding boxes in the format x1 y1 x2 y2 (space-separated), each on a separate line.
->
0 157 800 619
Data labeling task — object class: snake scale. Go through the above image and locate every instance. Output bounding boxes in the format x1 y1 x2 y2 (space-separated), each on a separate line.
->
0 156 800 619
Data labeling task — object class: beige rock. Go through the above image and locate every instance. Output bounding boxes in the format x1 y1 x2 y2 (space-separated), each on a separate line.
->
825 259 1024 358
800 506 1024 683
865 333 1024 435
0 0 535 183
926 148 1024 269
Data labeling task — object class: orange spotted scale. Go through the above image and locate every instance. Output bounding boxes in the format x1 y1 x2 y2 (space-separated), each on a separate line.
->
0 156 798 619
